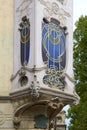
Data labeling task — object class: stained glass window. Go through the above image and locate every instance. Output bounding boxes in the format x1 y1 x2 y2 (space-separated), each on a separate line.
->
19 16 30 66
42 18 66 73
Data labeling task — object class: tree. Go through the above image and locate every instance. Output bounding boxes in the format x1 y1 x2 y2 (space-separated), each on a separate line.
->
67 16 87 130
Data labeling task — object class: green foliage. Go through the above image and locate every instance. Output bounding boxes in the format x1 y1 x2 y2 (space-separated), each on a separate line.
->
67 16 87 130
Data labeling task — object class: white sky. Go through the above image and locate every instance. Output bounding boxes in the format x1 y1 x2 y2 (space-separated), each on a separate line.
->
73 0 87 29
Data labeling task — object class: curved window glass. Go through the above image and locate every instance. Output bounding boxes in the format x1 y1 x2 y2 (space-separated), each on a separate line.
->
42 18 66 72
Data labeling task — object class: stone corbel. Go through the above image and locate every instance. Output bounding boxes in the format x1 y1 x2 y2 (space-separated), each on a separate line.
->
47 97 64 119
13 116 21 129
30 75 40 100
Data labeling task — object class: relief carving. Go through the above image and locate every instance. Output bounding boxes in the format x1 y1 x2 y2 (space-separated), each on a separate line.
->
16 0 33 20
38 0 70 26
16 0 32 13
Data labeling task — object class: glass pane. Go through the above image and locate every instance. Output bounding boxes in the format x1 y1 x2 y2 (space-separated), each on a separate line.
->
42 19 66 72
19 16 30 66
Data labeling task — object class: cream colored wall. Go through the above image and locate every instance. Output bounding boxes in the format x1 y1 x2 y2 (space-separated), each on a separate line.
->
0 0 13 96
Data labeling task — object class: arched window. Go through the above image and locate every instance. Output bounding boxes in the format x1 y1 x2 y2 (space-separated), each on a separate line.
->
42 18 66 73
19 16 30 66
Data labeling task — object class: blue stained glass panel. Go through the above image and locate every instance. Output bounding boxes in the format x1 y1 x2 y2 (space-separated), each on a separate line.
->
19 16 30 66
42 19 66 72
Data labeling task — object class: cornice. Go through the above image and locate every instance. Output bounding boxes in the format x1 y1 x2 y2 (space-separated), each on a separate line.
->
0 96 11 103
10 86 79 105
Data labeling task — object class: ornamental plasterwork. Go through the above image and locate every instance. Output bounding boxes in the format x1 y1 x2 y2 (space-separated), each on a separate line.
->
38 0 70 26
43 69 65 91
16 0 32 20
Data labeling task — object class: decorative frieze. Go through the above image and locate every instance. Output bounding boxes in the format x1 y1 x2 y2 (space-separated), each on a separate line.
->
38 0 70 26
30 75 40 99
15 0 33 25
16 0 33 17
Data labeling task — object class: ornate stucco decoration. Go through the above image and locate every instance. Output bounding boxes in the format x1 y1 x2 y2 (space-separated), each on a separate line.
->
12 97 64 128
16 0 33 20
43 67 65 90
38 0 70 26
10 66 47 81
30 75 40 99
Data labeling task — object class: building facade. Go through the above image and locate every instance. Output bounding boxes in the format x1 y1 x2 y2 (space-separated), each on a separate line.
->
0 0 79 130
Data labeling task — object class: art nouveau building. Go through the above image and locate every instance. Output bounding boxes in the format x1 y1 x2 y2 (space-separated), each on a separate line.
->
0 0 79 130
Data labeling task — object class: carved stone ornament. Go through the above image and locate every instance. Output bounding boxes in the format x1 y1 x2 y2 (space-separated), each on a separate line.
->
38 0 70 26
43 67 65 91
10 66 47 81
30 75 40 99
13 116 21 129
16 0 33 18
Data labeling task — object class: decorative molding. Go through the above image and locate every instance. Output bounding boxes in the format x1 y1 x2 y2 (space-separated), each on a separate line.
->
15 0 33 22
13 116 21 129
10 65 47 81
16 0 33 14
38 0 70 26
48 100 64 110
47 98 64 119
0 96 11 103
10 86 79 106
43 67 65 91
10 88 79 128
30 75 40 99
65 73 75 83
39 87 80 105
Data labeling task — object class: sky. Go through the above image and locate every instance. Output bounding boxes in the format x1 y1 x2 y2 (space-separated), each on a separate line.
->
73 0 87 29
64 0 87 129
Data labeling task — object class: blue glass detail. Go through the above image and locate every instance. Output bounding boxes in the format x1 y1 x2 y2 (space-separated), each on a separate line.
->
34 114 48 129
23 27 29 36
19 16 30 66
42 20 66 72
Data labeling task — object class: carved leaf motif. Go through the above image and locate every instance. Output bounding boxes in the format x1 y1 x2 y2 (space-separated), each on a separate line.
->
39 0 70 26
52 3 59 14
